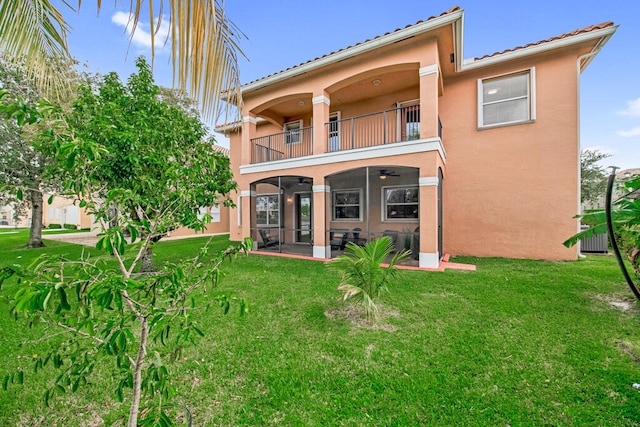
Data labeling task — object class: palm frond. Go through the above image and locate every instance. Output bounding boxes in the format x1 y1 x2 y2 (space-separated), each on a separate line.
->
0 0 73 98
168 0 244 121
1 1 244 120
330 236 409 320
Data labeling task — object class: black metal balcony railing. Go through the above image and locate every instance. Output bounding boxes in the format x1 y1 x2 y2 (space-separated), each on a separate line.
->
249 105 443 164
327 104 424 152
251 126 313 164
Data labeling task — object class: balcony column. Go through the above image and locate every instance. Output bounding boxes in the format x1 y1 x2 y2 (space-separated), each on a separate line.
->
241 114 257 165
419 175 440 268
312 93 330 155
418 64 440 139
312 183 330 259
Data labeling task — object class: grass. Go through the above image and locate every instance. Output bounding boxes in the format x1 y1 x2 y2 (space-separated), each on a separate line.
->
0 230 639 426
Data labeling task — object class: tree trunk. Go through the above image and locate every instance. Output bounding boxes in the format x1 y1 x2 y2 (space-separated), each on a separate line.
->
141 246 155 273
140 235 164 273
26 189 44 248
128 316 148 427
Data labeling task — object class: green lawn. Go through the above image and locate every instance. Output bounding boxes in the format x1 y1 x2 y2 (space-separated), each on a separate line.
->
1 230 639 426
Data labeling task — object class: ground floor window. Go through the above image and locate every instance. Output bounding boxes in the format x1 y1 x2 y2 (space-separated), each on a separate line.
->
332 189 361 220
256 194 279 226
383 186 419 220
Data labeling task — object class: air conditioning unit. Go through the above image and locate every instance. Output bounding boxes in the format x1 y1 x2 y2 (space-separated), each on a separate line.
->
580 226 608 254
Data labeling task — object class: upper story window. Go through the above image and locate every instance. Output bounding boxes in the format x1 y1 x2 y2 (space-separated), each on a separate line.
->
398 100 420 141
328 112 341 152
478 68 535 129
284 120 303 145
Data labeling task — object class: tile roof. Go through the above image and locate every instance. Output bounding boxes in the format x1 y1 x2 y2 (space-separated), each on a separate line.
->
474 21 615 61
239 6 461 89
212 144 230 156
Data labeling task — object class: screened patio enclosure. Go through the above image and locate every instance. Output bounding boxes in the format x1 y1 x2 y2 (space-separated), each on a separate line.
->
251 166 425 264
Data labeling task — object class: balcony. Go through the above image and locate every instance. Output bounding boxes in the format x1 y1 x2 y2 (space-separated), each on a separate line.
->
249 105 442 164
251 126 313 164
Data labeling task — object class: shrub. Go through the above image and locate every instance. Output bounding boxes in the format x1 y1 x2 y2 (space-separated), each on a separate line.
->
63 224 77 230
329 236 410 319
47 223 61 229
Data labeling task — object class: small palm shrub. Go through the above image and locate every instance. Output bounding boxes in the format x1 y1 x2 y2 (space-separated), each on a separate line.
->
328 236 410 319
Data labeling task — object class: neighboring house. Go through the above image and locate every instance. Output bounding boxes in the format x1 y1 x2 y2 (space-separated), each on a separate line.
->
216 6 616 268
167 144 232 238
0 203 30 227
43 195 94 229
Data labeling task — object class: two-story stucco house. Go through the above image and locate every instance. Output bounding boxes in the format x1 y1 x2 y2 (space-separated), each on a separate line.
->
217 6 616 269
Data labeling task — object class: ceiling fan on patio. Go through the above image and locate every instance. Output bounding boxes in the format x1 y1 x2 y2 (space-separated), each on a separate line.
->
379 169 400 180
297 177 312 185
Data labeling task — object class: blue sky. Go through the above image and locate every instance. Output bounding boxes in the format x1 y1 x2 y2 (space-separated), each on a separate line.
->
65 1 640 171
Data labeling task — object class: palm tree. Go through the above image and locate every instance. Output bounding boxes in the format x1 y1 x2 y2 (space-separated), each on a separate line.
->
0 0 242 119
330 236 410 320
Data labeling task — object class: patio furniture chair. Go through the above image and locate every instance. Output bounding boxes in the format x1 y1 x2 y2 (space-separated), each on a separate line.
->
259 229 280 248
382 229 399 251
349 227 365 246
330 230 348 250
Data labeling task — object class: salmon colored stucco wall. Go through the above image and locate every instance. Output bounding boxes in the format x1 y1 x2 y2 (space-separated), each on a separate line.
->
226 27 587 261
168 203 231 238
439 50 580 260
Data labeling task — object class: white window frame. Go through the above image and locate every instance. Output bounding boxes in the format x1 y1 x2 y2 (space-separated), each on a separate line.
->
477 68 536 129
382 185 419 222
328 111 341 151
331 188 362 221
210 204 221 223
256 193 280 226
284 119 303 145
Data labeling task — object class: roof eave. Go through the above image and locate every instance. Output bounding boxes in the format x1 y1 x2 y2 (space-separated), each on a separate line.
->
241 9 465 94
461 25 618 72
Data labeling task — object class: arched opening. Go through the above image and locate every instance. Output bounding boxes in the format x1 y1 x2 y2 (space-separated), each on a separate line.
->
326 166 420 261
250 175 314 256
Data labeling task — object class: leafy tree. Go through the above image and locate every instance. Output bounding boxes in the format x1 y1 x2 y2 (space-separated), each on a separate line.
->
329 237 410 320
0 59 82 247
565 174 640 257
67 57 236 271
580 148 611 206
0 60 253 426
0 0 244 120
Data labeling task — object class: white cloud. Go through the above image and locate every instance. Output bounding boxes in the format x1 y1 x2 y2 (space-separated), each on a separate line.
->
111 11 170 51
619 97 640 117
616 127 640 137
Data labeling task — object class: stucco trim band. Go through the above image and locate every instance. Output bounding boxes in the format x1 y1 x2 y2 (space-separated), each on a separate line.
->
312 96 330 106
419 64 439 77
240 138 446 175
419 176 439 187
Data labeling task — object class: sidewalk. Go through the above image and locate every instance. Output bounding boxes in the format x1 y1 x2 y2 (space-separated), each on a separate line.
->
43 230 100 247
43 230 227 247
